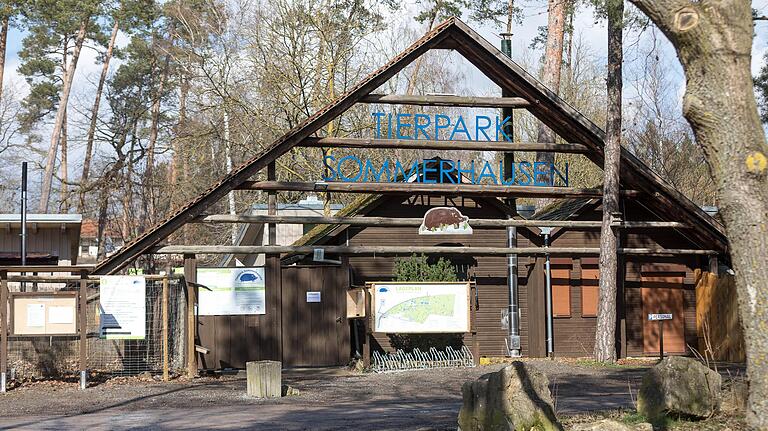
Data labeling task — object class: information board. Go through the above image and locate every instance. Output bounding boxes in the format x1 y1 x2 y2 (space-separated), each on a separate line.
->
372 282 470 333
12 294 78 335
99 275 146 339
196 267 266 315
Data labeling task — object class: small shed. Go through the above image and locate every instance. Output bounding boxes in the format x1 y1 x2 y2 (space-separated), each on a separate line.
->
0 214 82 265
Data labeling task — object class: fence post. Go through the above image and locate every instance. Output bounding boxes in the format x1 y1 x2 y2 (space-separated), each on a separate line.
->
1 270 7 393
184 254 197 378
162 275 169 382
79 270 88 390
363 287 371 368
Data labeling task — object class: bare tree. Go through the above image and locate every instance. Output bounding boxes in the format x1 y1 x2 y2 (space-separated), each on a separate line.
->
628 1 768 427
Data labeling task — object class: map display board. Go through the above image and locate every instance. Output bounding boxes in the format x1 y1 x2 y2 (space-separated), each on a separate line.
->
197 267 266 315
372 282 470 333
100 276 146 339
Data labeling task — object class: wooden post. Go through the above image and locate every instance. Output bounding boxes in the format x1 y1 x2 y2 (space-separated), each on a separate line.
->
363 287 371 368
162 275 169 382
79 271 88 389
246 360 281 398
184 254 197 378
1 271 7 393
470 283 479 365
267 162 282 362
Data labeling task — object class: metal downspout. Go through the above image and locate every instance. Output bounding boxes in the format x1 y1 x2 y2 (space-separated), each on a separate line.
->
501 33 520 357
542 228 554 356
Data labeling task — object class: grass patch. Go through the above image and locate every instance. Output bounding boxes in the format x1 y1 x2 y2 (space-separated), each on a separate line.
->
574 359 627 369
619 411 647 425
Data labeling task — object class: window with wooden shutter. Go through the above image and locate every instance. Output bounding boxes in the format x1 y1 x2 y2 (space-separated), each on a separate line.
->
551 266 571 318
581 266 599 317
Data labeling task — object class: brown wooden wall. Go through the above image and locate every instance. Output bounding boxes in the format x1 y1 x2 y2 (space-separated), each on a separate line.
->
196 262 350 369
518 200 703 358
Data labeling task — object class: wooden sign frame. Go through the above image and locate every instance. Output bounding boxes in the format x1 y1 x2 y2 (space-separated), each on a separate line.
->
368 281 472 334
10 291 79 336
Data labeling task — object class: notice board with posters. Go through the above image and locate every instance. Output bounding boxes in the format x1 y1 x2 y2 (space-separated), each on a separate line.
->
11 293 78 335
196 267 266 315
99 275 147 339
371 282 470 333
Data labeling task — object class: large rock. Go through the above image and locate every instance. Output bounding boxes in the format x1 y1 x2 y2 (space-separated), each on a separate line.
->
457 361 562 431
636 356 721 420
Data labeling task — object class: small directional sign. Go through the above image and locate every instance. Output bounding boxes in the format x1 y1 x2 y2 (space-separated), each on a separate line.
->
648 313 673 321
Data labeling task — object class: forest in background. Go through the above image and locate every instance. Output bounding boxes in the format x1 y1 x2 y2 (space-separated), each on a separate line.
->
0 0 727 261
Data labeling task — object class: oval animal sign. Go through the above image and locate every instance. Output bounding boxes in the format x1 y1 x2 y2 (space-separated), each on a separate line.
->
418 207 473 235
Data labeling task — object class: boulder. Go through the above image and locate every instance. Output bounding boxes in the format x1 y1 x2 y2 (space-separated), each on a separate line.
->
457 361 562 431
636 356 721 420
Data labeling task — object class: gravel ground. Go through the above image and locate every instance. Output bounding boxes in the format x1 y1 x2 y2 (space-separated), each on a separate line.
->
0 358 734 430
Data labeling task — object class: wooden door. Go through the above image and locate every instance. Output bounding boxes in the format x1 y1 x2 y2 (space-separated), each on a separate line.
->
281 266 350 367
641 273 685 354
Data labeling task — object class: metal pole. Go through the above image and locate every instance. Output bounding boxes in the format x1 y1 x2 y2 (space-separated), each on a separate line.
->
506 225 520 357
542 228 554 356
20 162 27 292
500 32 520 358
659 320 664 361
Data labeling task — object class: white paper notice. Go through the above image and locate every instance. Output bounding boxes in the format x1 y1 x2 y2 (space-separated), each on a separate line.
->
306 291 321 303
99 276 146 339
26 304 45 327
48 306 74 324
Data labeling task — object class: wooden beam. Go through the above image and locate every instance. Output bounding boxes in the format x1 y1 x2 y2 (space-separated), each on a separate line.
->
151 245 716 256
301 137 589 153
236 181 641 199
360 93 530 108
193 214 688 229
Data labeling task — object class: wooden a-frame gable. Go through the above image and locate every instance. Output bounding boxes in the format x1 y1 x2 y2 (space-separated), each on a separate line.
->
94 17 727 274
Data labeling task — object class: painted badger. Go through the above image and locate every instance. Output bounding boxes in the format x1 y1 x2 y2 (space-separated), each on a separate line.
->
423 207 468 230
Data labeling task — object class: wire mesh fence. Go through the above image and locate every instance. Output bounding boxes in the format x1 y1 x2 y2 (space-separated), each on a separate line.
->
4 275 186 383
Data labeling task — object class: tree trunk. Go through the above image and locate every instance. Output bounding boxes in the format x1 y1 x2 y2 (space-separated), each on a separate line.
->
404 8 438 97
145 50 170 227
39 17 89 213
60 107 68 212
534 0 567 209
0 15 9 104
594 0 623 363
629 1 768 427
169 73 188 206
60 36 69 212
79 19 119 214
223 109 237 245
96 183 110 261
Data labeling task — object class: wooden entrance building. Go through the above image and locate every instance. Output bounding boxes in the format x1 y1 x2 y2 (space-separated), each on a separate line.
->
88 18 728 371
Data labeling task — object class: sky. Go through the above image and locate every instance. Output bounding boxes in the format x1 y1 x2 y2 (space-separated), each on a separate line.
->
3 0 768 199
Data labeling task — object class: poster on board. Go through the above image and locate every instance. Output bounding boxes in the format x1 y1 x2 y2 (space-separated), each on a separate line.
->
372 282 470 333
100 276 146 339
196 267 266 315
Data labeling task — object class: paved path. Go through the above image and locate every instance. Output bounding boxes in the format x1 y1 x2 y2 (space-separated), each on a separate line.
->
0 401 461 430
